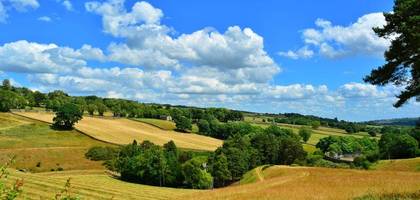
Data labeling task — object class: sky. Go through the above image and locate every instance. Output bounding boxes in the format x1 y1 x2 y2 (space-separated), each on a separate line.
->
0 0 419 121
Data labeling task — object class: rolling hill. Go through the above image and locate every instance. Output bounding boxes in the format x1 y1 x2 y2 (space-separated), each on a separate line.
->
13 112 222 151
7 165 420 200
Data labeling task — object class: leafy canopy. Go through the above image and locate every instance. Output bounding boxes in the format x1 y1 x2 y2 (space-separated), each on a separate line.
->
364 0 420 107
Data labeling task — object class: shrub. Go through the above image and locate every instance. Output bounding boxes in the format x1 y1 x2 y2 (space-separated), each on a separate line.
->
85 146 118 161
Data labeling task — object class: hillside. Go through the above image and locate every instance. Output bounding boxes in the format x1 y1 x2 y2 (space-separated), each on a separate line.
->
372 157 420 172
13 112 222 151
6 170 196 200
182 166 420 200
9 165 420 200
367 117 419 126
0 113 110 172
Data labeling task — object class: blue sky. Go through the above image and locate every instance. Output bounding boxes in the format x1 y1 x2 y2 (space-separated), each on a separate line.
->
0 0 418 121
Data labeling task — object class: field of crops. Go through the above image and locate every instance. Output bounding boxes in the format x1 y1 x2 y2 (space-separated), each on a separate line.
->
14 112 222 151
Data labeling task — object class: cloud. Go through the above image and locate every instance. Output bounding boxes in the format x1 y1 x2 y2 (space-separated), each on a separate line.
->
282 12 390 59
37 16 51 22
61 0 73 11
86 0 280 80
338 82 397 99
0 0 39 23
0 40 105 73
9 0 39 11
278 46 314 59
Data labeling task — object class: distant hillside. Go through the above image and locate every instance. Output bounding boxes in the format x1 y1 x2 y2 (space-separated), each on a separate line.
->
366 117 419 126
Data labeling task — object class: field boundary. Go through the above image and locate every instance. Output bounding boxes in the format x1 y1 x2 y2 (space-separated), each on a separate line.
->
128 118 172 131
11 112 121 147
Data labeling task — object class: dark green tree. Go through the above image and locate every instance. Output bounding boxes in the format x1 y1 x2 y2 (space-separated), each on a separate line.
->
197 119 210 135
163 141 182 186
209 153 231 187
86 104 96 116
0 90 26 112
379 133 418 159
364 0 420 107
182 156 213 189
2 79 11 90
299 127 312 143
278 137 306 165
96 103 107 116
174 116 192 132
53 103 83 130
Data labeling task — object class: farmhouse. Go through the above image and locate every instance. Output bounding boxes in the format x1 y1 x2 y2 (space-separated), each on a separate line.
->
159 115 172 121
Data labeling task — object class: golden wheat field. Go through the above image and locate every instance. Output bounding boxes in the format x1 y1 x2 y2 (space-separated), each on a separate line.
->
7 165 420 200
183 166 420 200
13 112 222 151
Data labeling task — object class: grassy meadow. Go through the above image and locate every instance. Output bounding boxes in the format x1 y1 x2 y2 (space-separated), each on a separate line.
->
0 113 111 172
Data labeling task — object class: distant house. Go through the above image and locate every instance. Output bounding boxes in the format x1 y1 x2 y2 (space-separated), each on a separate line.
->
160 115 172 121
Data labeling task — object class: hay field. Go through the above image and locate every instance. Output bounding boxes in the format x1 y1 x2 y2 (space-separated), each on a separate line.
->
184 166 420 200
14 112 222 151
6 169 196 200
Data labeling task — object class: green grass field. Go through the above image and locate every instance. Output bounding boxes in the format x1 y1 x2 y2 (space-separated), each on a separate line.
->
0 113 113 172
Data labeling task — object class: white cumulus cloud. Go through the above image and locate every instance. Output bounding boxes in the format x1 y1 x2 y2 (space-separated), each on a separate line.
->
282 12 390 59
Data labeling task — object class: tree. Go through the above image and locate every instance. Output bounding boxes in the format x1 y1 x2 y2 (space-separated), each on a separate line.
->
86 104 96 116
163 141 182 186
96 103 107 116
2 79 11 90
368 129 378 137
379 133 418 159
182 156 213 189
53 103 83 130
209 153 231 187
33 91 46 107
278 137 306 165
197 119 210 135
311 121 321 129
174 116 192 132
364 0 420 107
299 127 312 143
0 90 26 112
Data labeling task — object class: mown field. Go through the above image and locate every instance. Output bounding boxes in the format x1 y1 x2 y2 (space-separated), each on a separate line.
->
6 163 420 200
6 170 196 200
0 113 109 172
13 112 222 151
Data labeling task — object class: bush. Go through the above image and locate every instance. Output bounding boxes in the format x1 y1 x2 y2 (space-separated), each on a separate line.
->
353 156 371 169
85 146 118 161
